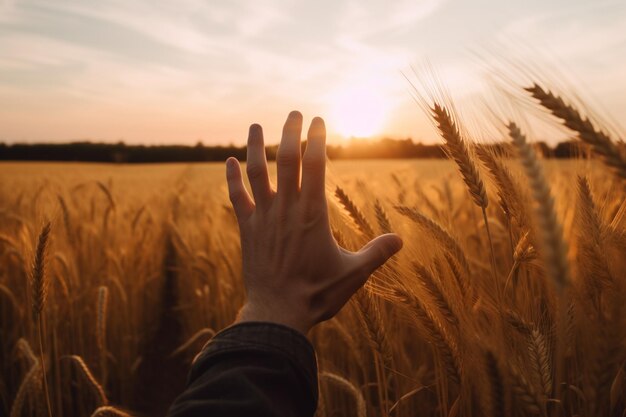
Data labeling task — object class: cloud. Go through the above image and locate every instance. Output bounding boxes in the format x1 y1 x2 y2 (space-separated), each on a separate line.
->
338 0 446 41
0 0 624 143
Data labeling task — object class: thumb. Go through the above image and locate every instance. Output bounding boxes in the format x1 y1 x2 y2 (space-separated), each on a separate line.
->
355 233 403 275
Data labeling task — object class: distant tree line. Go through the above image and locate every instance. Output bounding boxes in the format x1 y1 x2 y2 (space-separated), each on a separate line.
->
0 138 588 163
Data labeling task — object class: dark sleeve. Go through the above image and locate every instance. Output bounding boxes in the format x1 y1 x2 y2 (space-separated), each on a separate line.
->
167 322 318 417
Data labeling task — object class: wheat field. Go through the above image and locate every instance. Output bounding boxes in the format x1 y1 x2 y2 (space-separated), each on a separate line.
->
1 88 626 417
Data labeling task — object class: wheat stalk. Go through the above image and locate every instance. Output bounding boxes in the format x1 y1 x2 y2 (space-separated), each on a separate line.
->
0 232 19 249
65 355 108 406
96 181 116 210
508 123 570 291
10 360 42 417
96 287 108 351
320 372 366 417
431 103 488 208
171 328 216 357
0 284 22 317
508 122 573 407
526 83 626 180
30 221 53 417
15 338 38 367
422 103 500 292
90 406 132 417
97 286 109 386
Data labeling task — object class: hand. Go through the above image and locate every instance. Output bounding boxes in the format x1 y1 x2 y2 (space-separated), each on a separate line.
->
226 111 402 335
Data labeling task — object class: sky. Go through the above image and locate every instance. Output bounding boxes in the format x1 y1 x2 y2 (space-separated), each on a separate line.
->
0 0 625 145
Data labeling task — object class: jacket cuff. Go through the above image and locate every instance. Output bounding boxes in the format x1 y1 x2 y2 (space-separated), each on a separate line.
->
190 321 318 404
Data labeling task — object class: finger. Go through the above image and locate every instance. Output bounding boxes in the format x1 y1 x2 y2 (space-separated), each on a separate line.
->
353 233 403 276
246 124 273 208
301 117 327 203
226 157 254 222
276 111 303 201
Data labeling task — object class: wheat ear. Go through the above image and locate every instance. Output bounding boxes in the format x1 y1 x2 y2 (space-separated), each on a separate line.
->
32 222 51 320
528 329 552 398
431 103 500 288
335 186 374 237
57 195 72 239
442 253 472 303
31 222 53 417
374 199 392 234
509 366 546 416
394 206 470 274
354 289 393 413
354 290 393 366
476 146 528 229
526 83 626 180
506 231 537 288
431 103 488 208
413 263 458 326
485 351 506 417
576 176 613 306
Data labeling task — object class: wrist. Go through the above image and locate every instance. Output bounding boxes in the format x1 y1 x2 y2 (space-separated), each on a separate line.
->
236 303 312 336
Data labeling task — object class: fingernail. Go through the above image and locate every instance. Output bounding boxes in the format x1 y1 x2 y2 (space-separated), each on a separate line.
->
249 124 262 135
226 157 237 169
391 235 403 252
288 110 302 119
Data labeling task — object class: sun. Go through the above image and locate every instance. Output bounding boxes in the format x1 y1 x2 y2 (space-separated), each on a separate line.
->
327 85 389 138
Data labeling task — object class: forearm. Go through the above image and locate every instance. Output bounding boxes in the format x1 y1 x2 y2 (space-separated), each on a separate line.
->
167 322 318 417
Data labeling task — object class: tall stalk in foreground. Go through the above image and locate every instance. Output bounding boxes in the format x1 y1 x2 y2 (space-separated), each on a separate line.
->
507 123 570 291
508 122 570 404
31 222 53 417
431 104 499 293
97 286 109 387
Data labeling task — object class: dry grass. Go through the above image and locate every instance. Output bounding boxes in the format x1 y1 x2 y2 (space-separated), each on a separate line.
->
1 84 625 417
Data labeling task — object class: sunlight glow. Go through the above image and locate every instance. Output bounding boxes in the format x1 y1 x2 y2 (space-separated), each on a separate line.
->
327 85 390 138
